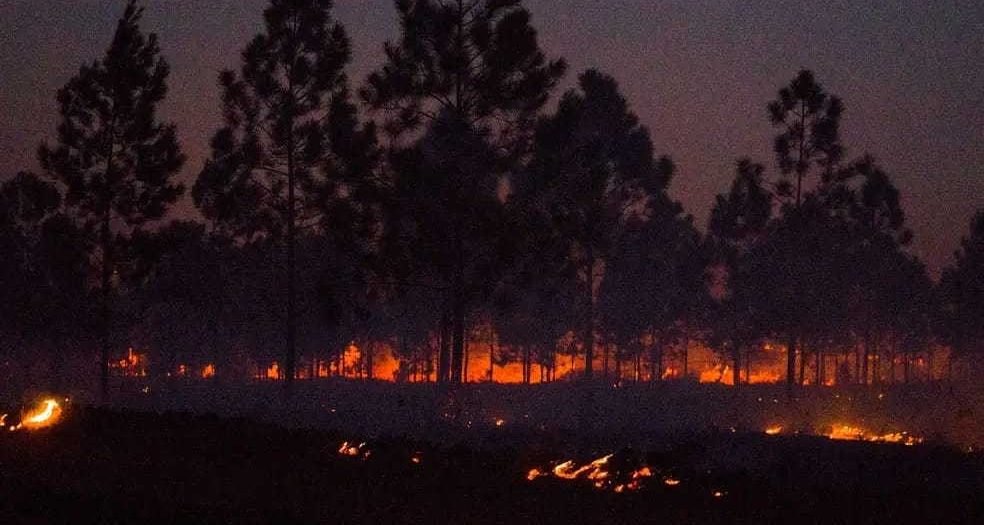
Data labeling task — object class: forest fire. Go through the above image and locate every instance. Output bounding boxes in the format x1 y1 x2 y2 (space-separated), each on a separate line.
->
8 398 63 431
527 454 672 493
337 441 370 459
764 425 783 435
826 425 924 446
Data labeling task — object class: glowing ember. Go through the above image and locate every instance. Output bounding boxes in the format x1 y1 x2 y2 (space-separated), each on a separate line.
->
765 425 783 435
494 418 506 427
337 441 370 459
18 398 62 430
411 453 423 465
552 454 613 480
826 425 923 446
201 363 216 379
713 490 726 498
527 454 659 493
663 477 681 486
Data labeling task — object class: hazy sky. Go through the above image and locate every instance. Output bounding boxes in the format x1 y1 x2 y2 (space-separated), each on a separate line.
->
1 1 982 276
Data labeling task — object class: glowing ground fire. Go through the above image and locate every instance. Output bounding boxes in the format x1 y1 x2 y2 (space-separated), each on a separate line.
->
527 454 672 493
826 425 923 446
9 398 63 431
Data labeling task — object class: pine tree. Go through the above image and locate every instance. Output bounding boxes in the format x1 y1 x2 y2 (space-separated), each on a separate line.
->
38 0 185 398
193 0 377 391
522 69 671 381
363 0 565 384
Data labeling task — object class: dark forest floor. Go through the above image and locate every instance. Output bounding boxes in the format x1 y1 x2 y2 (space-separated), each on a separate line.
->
0 405 981 524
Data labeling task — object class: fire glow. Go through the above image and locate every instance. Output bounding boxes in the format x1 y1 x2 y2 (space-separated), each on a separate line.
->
527 454 667 493
10 398 63 431
826 425 923 446
338 441 370 459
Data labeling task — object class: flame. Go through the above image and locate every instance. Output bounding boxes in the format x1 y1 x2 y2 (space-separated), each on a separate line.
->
110 348 148 378
527 468 544 481
18 398 62 430
826 425 923 446
337 441 370 459
494 418 506 427
765 425 783 436
663 477 681 486
201 363 215 379
552 454 613 481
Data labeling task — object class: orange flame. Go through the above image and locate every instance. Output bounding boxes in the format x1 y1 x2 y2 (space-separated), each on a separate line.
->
18 398 62 430
826 424 923 446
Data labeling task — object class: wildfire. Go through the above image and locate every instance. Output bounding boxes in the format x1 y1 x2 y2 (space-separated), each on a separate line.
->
12 398 63 431
663 477 681 486
528 454 661 493
338 441 370 459
201 363 216 379
826 425 923 446
765 425 783 436
494 418 506 427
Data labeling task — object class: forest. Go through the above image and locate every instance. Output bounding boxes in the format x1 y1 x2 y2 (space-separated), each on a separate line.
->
1 0 982 400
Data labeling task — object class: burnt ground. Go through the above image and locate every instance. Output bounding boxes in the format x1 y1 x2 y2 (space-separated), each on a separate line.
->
0 405 981 524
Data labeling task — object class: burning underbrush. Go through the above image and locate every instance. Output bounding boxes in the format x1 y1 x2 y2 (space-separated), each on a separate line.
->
2 396 67 432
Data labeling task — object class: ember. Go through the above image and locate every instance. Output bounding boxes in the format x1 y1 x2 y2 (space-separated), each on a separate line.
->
765 425 783 435
337 441 370 459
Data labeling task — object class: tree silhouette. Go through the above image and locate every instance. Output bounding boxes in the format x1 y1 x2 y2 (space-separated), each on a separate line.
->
768 70 843 206
0 173 94 391
38 0 185 398
598 164 705 384
523 69 667 381
193 0 377 390
707 159 772 386
938 210 984 371
363 0 565 383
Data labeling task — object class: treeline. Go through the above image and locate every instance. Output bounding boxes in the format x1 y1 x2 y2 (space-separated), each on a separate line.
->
1 0 982 396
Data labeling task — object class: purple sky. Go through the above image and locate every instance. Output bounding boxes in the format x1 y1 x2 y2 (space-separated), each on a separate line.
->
1 1 982 276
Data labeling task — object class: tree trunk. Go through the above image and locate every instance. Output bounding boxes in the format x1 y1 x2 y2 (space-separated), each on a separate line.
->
100 207 112 402
488 338 494 383
815 348 822 387
366 341 375 380
438 306 451 384
786 336 796 396
613 345 621 385
451 295 465 384
285 121 297 394
583 253 595 381
798 344 806 386
862 333 871 386
683 340 689 379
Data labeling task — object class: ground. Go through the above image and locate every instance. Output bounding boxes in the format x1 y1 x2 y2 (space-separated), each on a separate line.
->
0 394 981 524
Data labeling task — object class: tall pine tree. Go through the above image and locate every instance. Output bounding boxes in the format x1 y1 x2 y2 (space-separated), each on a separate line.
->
193 0 377 391
39 0 185 398
363 0 565 384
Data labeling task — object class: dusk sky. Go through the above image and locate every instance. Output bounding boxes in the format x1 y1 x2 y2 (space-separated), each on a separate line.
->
1 0 981 276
